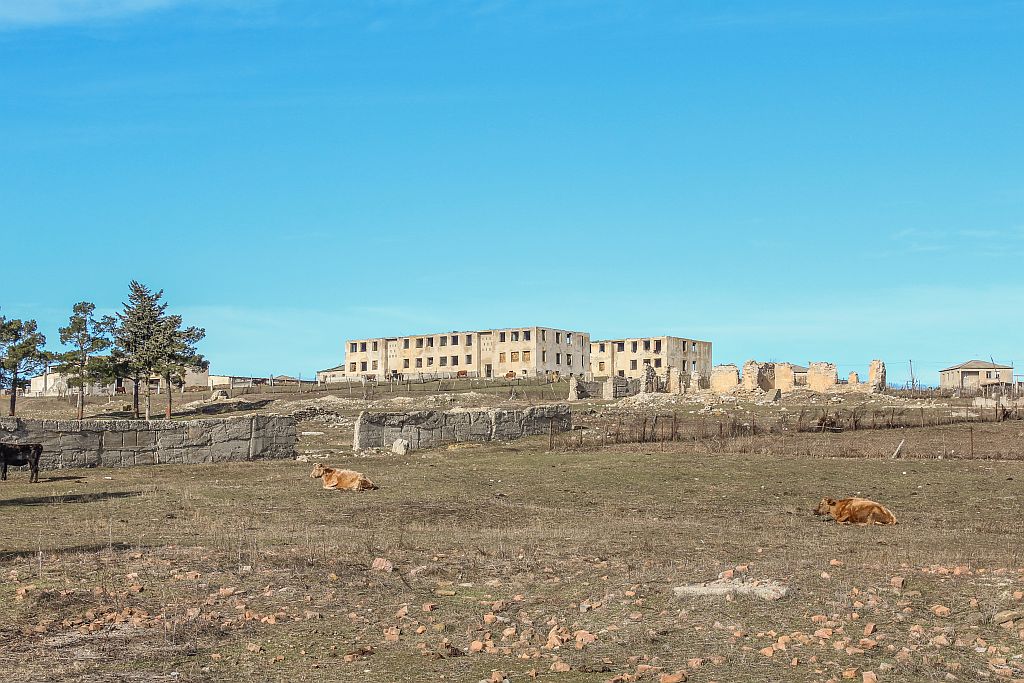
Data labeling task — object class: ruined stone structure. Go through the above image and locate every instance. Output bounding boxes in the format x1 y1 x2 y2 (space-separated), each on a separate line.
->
868 360 886 392
640 364 660 393
666 366 686 394
708 359 885 395
567 376 603 401
807 362 839 392
322 326 590 383
741 360 775 392
710 365 741 393
0 416 296 470
603 376 639 399
774 363 796 392
590 336 711 381
353 404 571 452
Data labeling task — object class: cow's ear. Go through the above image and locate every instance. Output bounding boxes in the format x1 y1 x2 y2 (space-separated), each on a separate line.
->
826 498 836 505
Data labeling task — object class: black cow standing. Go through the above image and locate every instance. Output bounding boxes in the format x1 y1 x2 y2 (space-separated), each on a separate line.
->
0 444 42 483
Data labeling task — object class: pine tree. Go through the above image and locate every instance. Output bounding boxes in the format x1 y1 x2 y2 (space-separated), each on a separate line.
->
154 315 208 418
0 317 49 416
112 281 168 419
53 302 114 420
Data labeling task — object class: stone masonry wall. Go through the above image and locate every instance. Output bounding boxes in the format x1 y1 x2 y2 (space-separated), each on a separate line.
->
353 404 571 452
0 415 296 469
774 363 796 392
710 365 740 393
807 362 839 392
868 360 886 392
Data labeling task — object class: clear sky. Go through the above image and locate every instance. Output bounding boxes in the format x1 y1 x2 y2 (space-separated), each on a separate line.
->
2 0 1022 385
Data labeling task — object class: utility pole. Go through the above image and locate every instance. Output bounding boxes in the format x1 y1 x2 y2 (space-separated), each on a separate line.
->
908 360 915 391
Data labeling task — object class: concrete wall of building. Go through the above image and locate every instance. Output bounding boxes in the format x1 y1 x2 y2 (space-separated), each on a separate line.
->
335 327 590 381
590 336 711 380
30 368 210 397
0 415 296 469
940 366 1014 389
28 372 112 397
352 404 571 452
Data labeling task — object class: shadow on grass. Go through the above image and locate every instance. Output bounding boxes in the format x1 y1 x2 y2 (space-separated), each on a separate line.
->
0 541 143 561
0 491 141 507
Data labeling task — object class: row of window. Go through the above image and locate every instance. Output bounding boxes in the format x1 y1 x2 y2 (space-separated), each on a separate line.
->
347 350 579 373
595 359 699 372
348 330 585 354
350 355 475 372
595 340 700 354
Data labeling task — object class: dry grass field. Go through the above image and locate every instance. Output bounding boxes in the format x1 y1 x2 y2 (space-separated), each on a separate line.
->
3 415 1024 682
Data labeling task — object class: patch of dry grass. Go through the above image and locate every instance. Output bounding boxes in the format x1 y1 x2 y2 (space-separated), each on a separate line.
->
2 428 1023 682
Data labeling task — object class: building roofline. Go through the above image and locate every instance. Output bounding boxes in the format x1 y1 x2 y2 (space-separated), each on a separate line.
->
342 326 590 342
940 359 1013 372
591 336 711 344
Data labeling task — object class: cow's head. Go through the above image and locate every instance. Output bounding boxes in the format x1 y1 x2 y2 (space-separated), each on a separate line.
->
357 475 379 491
813 497 837 516
310 463 327 479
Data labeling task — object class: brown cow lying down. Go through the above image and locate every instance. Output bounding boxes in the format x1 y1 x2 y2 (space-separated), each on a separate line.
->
310 463 378 491
814 497 897 525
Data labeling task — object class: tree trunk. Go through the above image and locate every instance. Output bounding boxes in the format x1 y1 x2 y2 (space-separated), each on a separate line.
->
144 377 152 420
8 371 18 416
132 377 140 418
165 373 173 419
78 383 85 420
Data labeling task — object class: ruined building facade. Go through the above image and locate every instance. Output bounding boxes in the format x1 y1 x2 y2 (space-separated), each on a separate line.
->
589 336 712 380
320 326 591 382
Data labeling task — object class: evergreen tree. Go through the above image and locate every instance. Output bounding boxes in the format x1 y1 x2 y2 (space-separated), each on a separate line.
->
154 315 208 418
112 281 168 419
53 302 115 420
0 317 49 416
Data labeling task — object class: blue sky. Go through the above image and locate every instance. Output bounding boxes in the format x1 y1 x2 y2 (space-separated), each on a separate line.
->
2 0 1022 385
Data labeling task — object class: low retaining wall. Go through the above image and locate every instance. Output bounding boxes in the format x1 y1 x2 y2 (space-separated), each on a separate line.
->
353 404 571 452
0 415 296 469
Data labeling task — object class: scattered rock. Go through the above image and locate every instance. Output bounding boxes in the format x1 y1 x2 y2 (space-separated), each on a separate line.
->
673 577 791 602
370 558 394 573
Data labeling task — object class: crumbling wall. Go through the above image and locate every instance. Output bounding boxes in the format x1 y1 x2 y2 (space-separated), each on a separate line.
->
353 404 571 452
710 365 740 393
689 371 706 391
741 361 775 392
640 364 659 393
568 375 581 401
0 415 296 469
666 366 686 394
568 376 602 401
603 376 638 399
868 360 886 393
848 371 860 385
774 363 796 392
807 362 838 392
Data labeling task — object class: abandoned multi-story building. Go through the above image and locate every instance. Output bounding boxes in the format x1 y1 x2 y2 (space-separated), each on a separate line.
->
318 326 591 382
588 336 712 379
